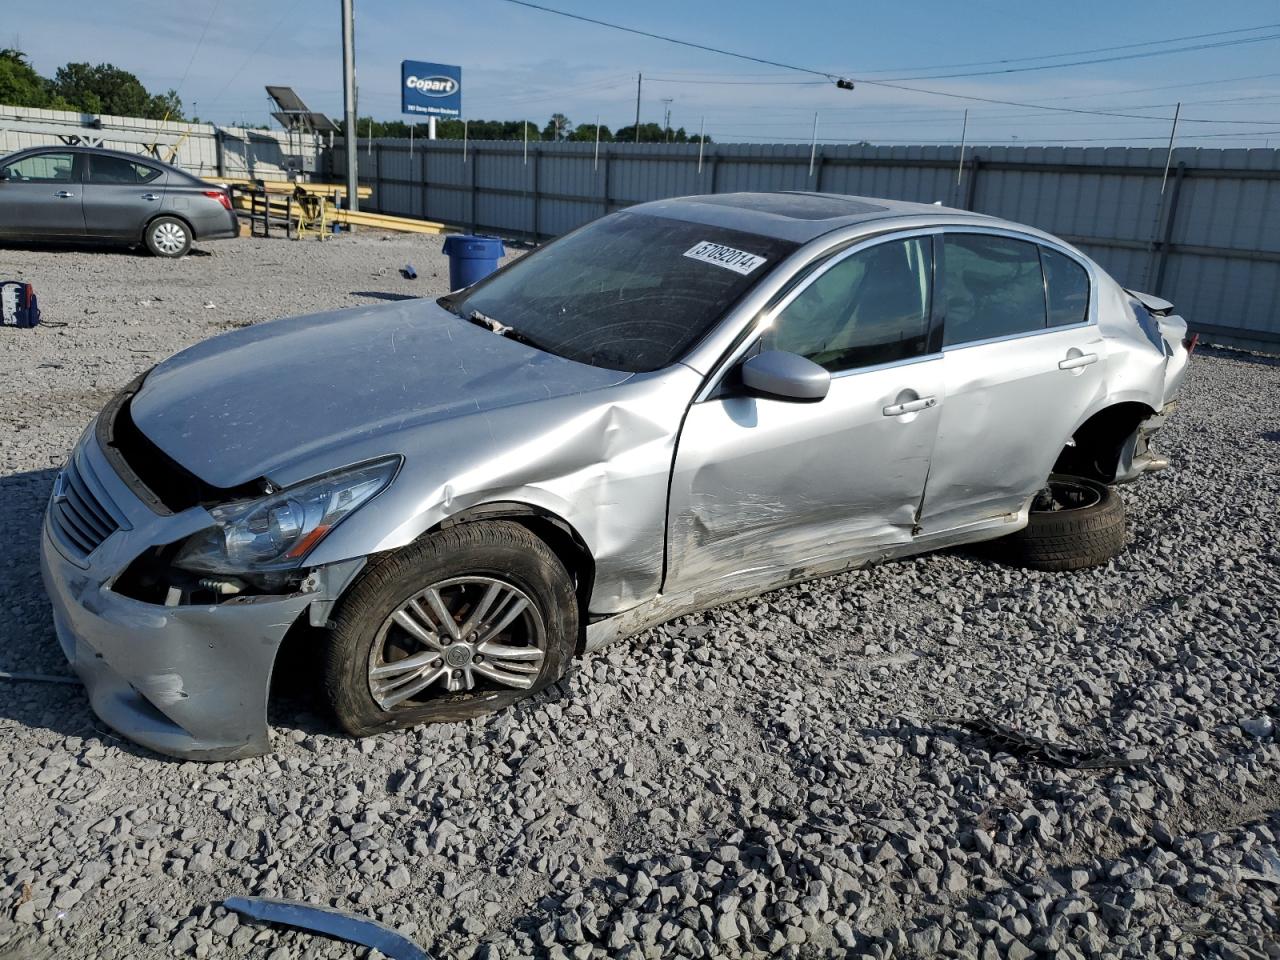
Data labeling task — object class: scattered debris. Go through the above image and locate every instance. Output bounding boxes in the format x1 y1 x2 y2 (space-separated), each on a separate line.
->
203 302 217 309
0 280 41 328
949 716 1150 770
1239 716 1275 739
223 896 431 960
401 264 418 280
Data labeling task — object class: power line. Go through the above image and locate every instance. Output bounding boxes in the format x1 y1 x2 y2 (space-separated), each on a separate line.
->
174 0 223 97
857 22 1280 75
492 0 839 80
203 0 306 113
879 32 1280 82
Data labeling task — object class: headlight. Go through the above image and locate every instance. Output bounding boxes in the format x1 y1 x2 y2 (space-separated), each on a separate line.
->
173 457 400 574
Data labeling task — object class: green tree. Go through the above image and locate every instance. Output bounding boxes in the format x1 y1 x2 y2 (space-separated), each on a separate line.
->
51 62 183 120
567 122 612 142
541 113 572 141
0 49 74 109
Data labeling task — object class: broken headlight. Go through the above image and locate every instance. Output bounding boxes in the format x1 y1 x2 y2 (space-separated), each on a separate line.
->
173 457 400 574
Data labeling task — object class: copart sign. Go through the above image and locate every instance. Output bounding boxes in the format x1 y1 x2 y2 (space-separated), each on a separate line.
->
401 60 462 118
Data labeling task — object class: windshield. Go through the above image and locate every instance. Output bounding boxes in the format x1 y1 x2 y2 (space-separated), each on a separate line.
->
441 211 798 372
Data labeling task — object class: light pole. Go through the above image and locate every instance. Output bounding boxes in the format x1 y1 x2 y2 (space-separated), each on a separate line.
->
341 0 359 214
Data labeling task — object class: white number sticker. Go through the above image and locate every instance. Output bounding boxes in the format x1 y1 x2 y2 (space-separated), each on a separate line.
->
682 240 768 275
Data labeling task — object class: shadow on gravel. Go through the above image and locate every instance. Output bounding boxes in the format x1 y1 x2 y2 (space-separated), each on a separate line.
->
0 241 215 259
1262 430 1280 442
350 291 419 302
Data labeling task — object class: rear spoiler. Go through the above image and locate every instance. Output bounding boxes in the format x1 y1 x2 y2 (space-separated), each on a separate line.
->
1125 289 1175 317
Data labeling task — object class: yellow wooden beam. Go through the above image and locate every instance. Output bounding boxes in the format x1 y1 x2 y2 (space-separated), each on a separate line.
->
218 176 372 199
232 193 451 235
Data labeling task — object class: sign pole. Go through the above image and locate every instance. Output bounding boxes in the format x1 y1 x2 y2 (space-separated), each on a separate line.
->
593 113 600 171
463 120 468 163
409 123 413 159
1160 102 1182 195
524 121 528 165
634 73 642 143
698 116 705 174
340 0 358 214
808 112 819 178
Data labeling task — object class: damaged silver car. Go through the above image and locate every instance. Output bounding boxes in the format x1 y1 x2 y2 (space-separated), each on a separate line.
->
41 192 1193 760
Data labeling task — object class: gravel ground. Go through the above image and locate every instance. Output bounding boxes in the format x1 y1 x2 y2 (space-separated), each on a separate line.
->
0 232 1278 960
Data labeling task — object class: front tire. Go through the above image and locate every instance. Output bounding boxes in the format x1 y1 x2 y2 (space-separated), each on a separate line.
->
984 475 1126 572
323 521 578 737
145 216 193 258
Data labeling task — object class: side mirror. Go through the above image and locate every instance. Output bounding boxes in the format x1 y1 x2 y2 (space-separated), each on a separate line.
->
740 350 830 402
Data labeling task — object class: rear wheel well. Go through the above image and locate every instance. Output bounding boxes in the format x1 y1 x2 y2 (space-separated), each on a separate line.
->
142 212 195 242
1054 402 1155 483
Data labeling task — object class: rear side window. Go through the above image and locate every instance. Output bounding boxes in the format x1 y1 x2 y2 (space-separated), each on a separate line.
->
942 234 1046 346
89 155 161 184
763 236 933 371
2 152 74 182
1041 247 1090 326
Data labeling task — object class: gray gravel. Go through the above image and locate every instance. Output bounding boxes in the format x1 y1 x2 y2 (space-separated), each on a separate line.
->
1 233 1278 959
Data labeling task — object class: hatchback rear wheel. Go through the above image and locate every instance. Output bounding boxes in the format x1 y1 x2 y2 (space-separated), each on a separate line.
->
982 475 1126 572
323 520 578 736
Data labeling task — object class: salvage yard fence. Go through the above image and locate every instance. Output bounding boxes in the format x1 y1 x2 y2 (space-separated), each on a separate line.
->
333 139 1280 353
1 99 1276 352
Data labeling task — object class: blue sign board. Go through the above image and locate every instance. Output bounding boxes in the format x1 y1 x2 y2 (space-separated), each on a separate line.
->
401 61 461 118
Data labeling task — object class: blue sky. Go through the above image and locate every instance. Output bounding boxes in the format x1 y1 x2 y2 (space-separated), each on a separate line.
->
15 0 1280 146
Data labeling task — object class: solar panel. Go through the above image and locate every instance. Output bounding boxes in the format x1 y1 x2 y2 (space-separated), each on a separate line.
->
266 86 309 113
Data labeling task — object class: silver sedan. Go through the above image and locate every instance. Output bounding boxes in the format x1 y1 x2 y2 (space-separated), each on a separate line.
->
41 192 1191 759
0 145 238 257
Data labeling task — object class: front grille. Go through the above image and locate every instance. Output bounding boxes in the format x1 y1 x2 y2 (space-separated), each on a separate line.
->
49 452 123 558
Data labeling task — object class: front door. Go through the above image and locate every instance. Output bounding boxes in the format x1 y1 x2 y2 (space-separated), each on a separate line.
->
919 232 1107 533
82 154 167 239
0 151 85 238
666 233 943 593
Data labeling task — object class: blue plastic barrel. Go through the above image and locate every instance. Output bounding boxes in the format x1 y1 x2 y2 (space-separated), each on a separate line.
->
442 235 505 290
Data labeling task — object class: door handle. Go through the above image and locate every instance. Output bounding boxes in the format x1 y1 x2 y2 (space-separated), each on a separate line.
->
140 193 161 201
54 190 76 199
1058 352 1098 370
883 396 937 417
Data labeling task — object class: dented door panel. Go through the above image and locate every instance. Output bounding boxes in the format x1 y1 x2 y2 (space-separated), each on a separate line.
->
666 359 943 592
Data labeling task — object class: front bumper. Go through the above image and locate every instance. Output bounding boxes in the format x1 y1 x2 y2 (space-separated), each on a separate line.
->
40 430 317 760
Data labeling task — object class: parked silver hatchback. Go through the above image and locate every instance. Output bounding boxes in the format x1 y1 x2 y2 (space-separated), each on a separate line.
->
41 192 1191 759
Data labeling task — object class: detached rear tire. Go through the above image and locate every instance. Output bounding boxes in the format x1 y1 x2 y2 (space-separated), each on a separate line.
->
324 521 578 737
986 475 1126 572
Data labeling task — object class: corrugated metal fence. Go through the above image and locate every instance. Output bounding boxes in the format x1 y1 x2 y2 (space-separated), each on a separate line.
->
1 104 323 179
333 140 1280 351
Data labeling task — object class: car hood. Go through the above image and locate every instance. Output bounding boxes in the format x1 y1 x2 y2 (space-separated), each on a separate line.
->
129 299 633 488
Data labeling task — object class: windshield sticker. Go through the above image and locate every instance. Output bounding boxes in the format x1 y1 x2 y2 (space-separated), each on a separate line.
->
683 241 768 275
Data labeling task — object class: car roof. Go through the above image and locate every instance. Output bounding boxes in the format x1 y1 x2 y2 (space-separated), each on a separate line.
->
632 191 998 243
4 144 199 180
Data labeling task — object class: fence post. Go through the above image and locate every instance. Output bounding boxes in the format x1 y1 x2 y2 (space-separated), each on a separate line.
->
1153 162 1187 296
602 149 611 215
531 144 540 242
419 144 427 220
373 143 382 213
214 127 226 178
469 146 479 233
963 156 982 211
709 148 720 194
813 151 826 192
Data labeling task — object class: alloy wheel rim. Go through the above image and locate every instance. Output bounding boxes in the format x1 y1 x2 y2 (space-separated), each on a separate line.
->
153 222 186 254
367 575 546 711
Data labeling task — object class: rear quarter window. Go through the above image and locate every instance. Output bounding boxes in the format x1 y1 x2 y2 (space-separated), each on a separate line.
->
1041 247 1090 326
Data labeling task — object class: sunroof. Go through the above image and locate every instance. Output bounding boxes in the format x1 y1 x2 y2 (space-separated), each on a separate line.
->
689 192 888 221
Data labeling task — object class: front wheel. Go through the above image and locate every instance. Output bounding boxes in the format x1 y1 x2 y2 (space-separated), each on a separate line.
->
323 521 578 736
145 216 192 258
983 475 1126 572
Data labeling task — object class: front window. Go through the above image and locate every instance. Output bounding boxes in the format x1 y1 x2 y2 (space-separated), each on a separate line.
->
441 211 798 373
3 152 75 182
762 236 933 372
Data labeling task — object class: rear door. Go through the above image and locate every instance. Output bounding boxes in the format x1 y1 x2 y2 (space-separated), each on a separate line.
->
918 231 1105 533
666 232 944 592
0 151 86 237
82 154 167 239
